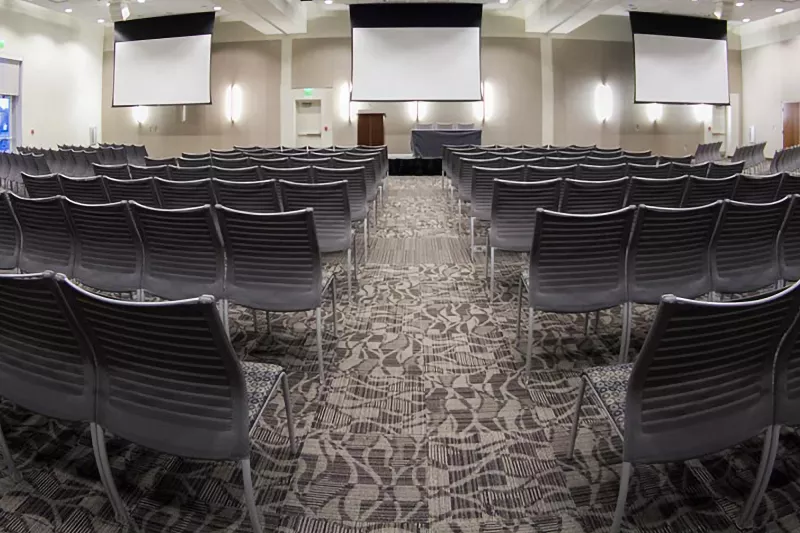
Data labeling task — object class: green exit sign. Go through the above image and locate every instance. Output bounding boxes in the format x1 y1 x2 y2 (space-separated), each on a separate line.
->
303 88 313 97
0 41 5 50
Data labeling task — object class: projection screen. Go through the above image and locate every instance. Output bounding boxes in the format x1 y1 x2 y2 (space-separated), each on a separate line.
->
630 12 729 105
113 12 215 107
350 4 482 102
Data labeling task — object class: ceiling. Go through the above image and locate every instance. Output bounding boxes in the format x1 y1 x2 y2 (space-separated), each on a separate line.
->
19 0 800 36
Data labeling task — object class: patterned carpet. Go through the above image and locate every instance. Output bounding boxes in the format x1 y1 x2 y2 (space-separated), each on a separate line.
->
1 176 799 532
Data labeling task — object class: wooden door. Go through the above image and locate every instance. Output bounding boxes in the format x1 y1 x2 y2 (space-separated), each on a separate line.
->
784 102 800 148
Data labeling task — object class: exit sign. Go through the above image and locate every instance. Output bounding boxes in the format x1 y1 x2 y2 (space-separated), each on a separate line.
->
303 88 313 97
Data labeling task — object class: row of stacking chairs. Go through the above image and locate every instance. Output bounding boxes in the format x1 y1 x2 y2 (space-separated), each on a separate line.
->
770 145 800 173
566 278 800 533
0 153 50 192
0 194 343 378
694 141 723 163
20 145 146 171
730 141 768 172
55 175 364 290
0 271 294 533
516 197 800 362
452 159 746 210
482 173 800 297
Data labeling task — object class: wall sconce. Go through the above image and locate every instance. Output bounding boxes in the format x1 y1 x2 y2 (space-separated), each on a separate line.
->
132 106 148 125
473 81 493 124
225 84 243 123
646 103 663 123
694 104 712 123
594 83 613 123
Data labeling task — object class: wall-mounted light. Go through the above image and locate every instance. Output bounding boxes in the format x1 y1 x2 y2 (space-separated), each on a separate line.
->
594 83 612 122
472 81 494 123
132 106 148 125
646 103 663 123
694 104 712 123
225 84 243 123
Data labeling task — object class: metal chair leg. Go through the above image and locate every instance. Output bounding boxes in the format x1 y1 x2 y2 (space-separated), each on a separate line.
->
619 302 631 364
364 217 369 256
331 276 338 339
739 425 781 527
136 289 144 302
566 379 586 459
489 247 495 302
281 374 298 454
516 276 524 344
315 307 325 380
469 217 475 262
583 313 590 336
90 423 129 524
593 310 600 331
266 312 271 335
241 458 264 533
0 421 19 481
346 249 352 301
485 236 490 279
611 462 633 533
525 310 535 375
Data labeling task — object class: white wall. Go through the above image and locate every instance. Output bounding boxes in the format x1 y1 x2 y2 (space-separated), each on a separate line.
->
0 0 104 148
742 36 800 155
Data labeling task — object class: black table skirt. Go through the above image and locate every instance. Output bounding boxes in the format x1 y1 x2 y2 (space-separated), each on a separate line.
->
389 158 442 176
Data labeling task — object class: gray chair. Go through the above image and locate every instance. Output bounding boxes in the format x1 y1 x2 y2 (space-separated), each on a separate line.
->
566 283 800 533
456 157 502 210
659 154 693 165
212 157 250 169
547 155 588 167
129 202 224 301
58 176 109 205
777 173 800 197
145 156 176 167
290 156 331 167
212 178 282 214
457 123 475 130
624 155 659 166
314 165 370 262
733 173 783 204
626 163 671 179
62 199 143 295
517 206 636 370
0 272 124 520
779 196 800 282
280 180 355 299
334 157 380 209
155 178 216 210
168 165 212 182
215 206 337 380
0 194 19 270
103 177 161 208
469 165 525 261
92 163 130 181
21 173 60 198
177 157 212 169
526 164 576 182
487 178 562 301
129 164 169 181
577 163 628 182
560 177 629 214
671 161 710 178
249 156 289 168
708 160 745 179
626 176 687 208
8 194 74 276
212 165 261 182
621 202 723 361
181 152 211 160
710 197 790 296
57 276 296 533
260 165 313 184
681 175 737 208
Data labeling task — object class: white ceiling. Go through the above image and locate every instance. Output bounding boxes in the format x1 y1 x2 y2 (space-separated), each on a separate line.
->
19 0 800 36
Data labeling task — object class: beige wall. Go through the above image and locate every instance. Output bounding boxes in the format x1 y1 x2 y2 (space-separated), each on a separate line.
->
742 37 800 155
290 36 542 153
102 40 281 158
552 39 711 156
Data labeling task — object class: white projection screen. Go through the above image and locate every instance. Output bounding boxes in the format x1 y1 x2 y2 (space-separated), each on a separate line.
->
630 12 730 105
349 4 483 102
112 12 215 107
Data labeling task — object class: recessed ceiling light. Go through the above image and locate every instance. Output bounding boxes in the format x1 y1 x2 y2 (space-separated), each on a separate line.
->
213 5 222 10
137 0 145 3
776 7 784 12
742 18 750 22
64 7 72 12
499 0 509 4
97 18 105 23
735 1 743 6
324 0 332 4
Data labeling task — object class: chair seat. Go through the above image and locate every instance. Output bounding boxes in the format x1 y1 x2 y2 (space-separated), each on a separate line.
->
489 228 532 252
241 361 283 430
583 363 632 435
